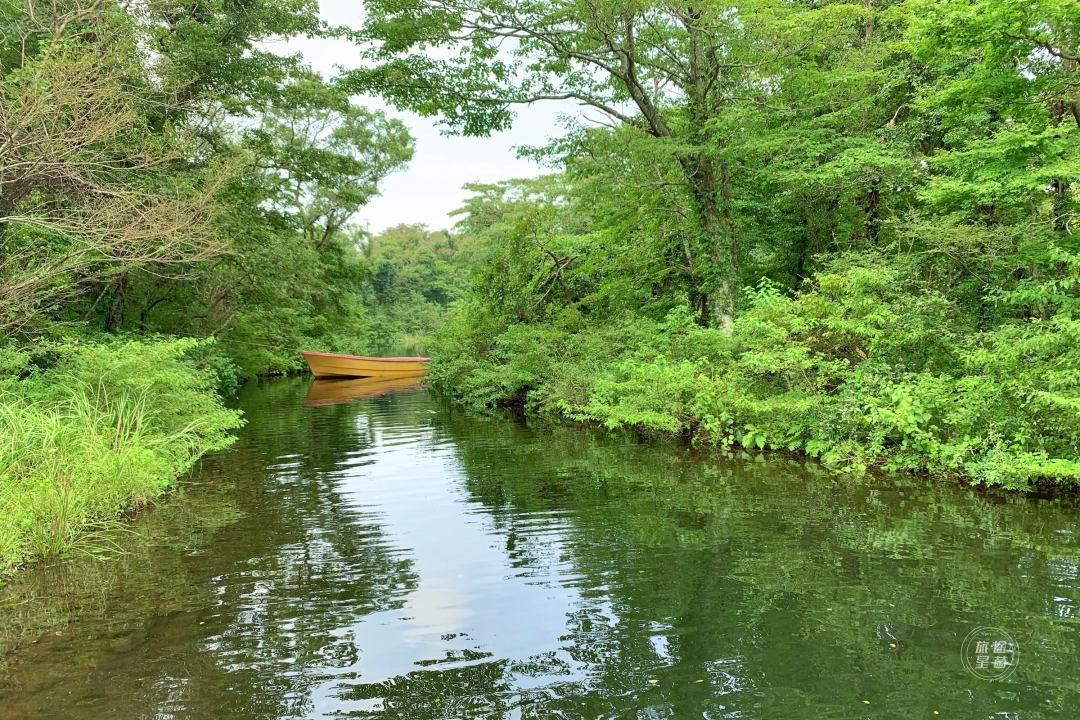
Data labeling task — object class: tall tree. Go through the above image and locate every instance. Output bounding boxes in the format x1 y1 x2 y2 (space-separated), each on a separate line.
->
345 0 864 325
246 78 414 252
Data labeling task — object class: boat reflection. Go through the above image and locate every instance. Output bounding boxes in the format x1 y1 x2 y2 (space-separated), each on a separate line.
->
304 375 429 407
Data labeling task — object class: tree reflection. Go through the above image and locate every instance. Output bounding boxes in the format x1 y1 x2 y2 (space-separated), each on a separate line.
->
0 378 420 718
395 403 1080 719
2 379 1078 719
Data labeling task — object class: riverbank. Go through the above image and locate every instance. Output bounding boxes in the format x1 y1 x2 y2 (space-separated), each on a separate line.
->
0 339 242 576
427 260 1080 492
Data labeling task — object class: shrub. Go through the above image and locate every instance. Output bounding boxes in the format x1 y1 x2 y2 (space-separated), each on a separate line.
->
429 253 1080 490
0 339 243 573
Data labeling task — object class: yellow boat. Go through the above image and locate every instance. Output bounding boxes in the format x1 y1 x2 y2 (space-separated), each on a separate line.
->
304 375 429 407
301 351 429 379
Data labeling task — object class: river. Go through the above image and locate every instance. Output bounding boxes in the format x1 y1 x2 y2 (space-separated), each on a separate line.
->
1 377 1078 718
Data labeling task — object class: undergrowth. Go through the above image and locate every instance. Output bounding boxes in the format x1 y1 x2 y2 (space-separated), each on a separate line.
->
428 253 1080 490
0 339 243 574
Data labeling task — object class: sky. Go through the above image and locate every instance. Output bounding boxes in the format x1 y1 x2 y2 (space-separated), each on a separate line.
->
271 2 583 235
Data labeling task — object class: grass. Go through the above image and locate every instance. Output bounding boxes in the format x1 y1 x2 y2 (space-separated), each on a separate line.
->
0 339 243 575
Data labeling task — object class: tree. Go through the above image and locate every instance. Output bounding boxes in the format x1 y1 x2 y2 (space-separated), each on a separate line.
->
0 2 228 334
345 0 865 326
0 0 417 371
245 78 414 252
111 80 416 371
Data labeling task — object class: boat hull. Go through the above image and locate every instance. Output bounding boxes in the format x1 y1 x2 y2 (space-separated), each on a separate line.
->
301 351 429 379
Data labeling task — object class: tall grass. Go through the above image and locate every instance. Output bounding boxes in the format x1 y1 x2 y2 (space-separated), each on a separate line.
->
0 339 243 574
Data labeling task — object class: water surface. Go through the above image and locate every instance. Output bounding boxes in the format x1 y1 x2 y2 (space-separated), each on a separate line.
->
1 377 1078 719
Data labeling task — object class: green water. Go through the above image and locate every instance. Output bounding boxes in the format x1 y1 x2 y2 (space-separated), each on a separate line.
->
1 377 1078 719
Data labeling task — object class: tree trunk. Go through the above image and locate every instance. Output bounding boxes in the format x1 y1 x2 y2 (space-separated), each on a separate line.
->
104 274 128 331
680 153 737 330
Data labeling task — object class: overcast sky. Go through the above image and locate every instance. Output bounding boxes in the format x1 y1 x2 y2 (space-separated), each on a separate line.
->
272 3 582 235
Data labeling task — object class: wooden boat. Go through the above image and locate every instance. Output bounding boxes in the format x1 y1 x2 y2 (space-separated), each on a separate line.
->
304 376 429 407
301 351 429 379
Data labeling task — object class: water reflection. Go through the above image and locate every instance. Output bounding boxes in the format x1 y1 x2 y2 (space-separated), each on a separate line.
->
1 377 1078 719
304 376 429 407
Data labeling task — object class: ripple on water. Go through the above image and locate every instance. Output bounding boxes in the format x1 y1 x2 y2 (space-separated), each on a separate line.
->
1 376 1079 719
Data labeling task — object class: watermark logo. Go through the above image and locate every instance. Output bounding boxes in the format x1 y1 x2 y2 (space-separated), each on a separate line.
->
961 627 1019 680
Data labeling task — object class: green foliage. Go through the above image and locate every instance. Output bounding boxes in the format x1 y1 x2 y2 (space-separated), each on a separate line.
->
409 0 1080 491
0 339 243 573
430 247 1080 489
73 71 416 376
1 1 416 377
350 0 897 321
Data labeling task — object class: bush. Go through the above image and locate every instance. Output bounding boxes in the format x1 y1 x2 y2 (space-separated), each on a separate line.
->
429 253 1080 490
0 339 243 573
